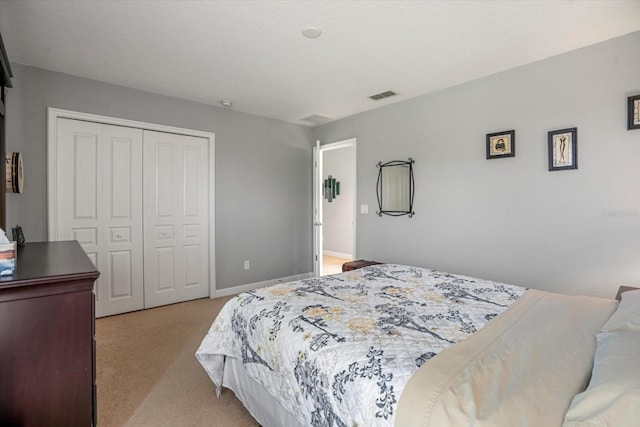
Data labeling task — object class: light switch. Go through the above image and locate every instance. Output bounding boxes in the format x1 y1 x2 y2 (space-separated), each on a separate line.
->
361 204 369 214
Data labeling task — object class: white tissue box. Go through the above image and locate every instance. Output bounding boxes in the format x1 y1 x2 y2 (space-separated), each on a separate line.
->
0 242 16 276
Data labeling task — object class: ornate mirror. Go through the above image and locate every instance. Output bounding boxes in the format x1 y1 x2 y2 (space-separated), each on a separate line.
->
376 158 415 217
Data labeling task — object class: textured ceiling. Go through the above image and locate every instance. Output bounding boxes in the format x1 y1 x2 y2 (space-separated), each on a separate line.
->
1 1 639 126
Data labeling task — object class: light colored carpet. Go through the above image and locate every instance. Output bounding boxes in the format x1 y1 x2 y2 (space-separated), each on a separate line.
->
322 254 350 276
96 297 259 427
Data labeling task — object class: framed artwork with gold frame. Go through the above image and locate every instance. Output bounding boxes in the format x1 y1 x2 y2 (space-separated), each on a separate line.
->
548 127 577 171
486 130 515 159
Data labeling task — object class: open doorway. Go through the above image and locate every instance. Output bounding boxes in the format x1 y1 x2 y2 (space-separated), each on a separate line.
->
313 138 356 276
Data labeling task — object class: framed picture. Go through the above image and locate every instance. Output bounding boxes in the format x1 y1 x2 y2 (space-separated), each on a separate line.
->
486 130 515 159
628 95 640 130
548 127 577 171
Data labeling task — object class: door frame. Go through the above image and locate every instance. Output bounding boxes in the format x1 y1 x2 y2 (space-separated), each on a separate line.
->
313 137 357 276
46 107 216 297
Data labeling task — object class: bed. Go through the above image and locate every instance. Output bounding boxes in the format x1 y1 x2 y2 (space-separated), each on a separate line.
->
196 264 639 427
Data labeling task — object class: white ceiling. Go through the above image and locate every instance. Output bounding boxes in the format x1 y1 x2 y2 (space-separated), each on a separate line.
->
1 1 639 126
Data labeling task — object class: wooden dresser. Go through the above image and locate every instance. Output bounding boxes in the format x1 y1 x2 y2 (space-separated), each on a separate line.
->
0 241 100 426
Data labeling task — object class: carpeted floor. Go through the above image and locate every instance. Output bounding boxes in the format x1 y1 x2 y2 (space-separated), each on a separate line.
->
323 254 349 276
96 296 259 427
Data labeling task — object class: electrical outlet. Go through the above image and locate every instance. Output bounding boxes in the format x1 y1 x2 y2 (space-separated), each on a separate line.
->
361 204 369 214
244 260 250 270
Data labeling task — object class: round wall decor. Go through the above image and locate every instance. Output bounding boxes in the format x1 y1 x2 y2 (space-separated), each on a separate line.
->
6 152 23 194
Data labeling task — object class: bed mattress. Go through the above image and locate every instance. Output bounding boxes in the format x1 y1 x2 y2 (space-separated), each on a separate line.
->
196 264 526 426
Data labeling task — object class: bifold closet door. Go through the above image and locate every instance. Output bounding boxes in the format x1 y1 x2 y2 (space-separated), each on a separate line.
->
143 130 209 308
55 119 144 317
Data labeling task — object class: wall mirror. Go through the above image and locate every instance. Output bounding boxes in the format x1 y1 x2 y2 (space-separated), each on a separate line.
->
376 158 415 217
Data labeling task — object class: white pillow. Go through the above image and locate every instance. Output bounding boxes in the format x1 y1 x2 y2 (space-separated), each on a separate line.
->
563 292 640 427
601 290 640 332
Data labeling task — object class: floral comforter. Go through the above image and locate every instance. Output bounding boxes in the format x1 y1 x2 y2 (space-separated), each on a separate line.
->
196 264 525 426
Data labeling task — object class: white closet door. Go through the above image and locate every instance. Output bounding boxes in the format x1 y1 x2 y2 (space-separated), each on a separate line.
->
56 119 103 312
143 130 209 308
55 118 144 317
101 124 144 316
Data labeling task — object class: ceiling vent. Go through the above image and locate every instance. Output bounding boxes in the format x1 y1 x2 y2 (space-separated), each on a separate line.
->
301 114 332 125
369 90 397 100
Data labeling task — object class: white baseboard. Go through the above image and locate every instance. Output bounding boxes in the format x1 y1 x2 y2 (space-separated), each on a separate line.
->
323 250 353 260
213 272 314 298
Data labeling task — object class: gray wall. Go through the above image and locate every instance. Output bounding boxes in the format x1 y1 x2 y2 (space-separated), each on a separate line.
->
312 31 640 298
5 63 312 289
322 146 355 257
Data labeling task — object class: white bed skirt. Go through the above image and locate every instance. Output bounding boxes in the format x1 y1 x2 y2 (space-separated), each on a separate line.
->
222 356 304 427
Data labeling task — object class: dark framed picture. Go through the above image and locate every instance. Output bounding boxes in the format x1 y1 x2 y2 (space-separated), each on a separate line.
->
548 127 577 171
628 95 640 130
486 130 515 159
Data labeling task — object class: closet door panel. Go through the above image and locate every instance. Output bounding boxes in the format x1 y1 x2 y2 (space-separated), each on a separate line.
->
56 119 106 315
108 250 133 298
183 145 200 217
101 125 144 316
55 119 144 317
179 135 209 301
155 142 175 217
143 131 209 307
155 247 176 290
73 136 98 220
56 120 101 236
143 131 180 308
109 139 134 218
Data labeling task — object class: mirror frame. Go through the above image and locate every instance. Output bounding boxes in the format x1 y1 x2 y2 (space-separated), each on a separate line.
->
376 158 415 218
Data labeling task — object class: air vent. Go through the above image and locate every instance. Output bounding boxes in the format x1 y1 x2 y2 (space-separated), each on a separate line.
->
301 114 332 125
369 90 397 101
